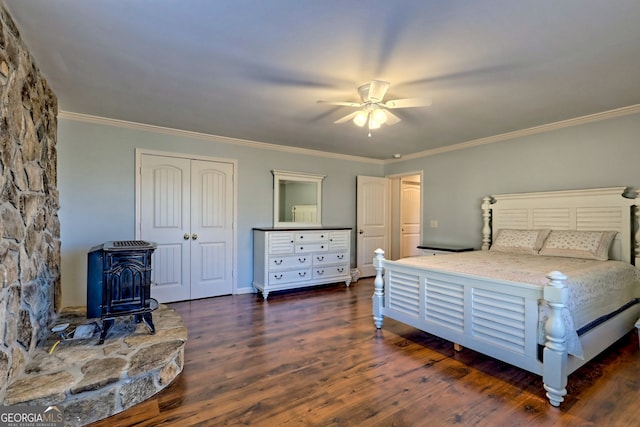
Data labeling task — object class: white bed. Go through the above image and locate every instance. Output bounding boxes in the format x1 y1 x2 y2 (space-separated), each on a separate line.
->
372 187 640 406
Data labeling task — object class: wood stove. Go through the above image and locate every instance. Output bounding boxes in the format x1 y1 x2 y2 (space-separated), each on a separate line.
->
87 240 158 344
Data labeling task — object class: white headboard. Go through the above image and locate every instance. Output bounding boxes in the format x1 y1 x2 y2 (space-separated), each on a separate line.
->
481 187 640 265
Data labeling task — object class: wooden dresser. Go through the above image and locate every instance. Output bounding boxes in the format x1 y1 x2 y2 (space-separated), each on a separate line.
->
253 227 352 299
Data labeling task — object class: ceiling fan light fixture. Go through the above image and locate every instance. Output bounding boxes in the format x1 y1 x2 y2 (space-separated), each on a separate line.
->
368 115 381 130
319 80 432 136
371 108 387 125
353 110 368 127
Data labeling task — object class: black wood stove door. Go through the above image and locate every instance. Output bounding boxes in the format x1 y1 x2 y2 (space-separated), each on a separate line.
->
103 250 152 316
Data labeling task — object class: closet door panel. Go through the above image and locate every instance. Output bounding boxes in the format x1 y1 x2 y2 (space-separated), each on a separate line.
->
190 160 234 299
140 154 191 302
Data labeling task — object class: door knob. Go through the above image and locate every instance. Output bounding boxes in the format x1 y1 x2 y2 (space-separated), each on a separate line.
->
183 233 190 240
192 233 198 240
359 229 364 235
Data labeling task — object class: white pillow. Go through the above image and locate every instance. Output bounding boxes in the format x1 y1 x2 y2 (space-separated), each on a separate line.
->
490 229 551 255
538 230 617 260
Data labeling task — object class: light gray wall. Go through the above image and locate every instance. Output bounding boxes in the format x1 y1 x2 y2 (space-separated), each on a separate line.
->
385 112 640 249
58 112 639 307
57 118 382 307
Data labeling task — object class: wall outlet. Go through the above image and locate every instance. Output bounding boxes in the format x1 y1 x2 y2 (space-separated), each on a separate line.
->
430 219 438 228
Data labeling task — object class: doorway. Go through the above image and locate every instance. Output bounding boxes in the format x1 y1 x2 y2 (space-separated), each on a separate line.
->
356 172 422 277
391 174 421 259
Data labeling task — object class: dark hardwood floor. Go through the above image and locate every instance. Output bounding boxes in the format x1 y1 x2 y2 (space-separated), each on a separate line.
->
89 278 640 426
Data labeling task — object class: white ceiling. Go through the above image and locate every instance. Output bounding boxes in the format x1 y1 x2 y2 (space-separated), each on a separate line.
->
5 0 640 160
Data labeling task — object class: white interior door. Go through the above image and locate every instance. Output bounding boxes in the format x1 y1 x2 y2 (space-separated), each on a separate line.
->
400 177 421 258
190 160 234 299
356 175 389 277
139 153 234 303
140 154 191 302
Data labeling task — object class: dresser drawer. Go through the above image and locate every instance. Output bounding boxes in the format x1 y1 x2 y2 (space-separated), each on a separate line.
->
312 264 349 279
294 231 328 243
268 269 311 285
328 231 350 250
268 232 294 254
295 242 328 253
420 249 449 256
417 244 474 256
268 254 311 270
312 251 348 266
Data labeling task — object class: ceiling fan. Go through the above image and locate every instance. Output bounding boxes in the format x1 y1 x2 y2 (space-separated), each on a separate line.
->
318 80 431 137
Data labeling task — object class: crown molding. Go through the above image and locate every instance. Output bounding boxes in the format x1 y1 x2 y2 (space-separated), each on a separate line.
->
395 104 640 162
57 111 384 165
58 104 640 165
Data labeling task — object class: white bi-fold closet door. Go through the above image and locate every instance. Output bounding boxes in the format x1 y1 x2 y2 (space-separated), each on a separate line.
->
138 152 235 303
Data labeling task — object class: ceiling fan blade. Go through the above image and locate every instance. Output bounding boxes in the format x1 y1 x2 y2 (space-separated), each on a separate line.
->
317 100 362 108
383 97 432 108
333 111 360 124
383 110 401 125
367 80 390 102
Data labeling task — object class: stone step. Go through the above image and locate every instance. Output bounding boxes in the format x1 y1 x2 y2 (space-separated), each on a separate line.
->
2 304 187 426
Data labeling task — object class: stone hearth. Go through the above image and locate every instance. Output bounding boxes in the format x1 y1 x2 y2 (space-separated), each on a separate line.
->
0 7 186 425
2 304 187 426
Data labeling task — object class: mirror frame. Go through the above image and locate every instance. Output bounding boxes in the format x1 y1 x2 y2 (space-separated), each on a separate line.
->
272 170 325 228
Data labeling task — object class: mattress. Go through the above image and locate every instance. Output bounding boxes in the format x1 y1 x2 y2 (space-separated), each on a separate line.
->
395 251 640 358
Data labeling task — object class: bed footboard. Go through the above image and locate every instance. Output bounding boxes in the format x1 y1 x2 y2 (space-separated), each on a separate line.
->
372 249 570 407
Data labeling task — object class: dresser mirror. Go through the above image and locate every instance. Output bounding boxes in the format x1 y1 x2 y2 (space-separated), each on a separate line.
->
272 170 325 227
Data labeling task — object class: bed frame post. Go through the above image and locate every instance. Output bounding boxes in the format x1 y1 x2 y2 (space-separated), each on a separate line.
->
372 248 385 329
542 270 568 407
634 203 640 266
481 196 492 250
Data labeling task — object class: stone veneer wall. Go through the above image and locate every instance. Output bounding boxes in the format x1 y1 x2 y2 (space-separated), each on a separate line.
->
0 5 60 397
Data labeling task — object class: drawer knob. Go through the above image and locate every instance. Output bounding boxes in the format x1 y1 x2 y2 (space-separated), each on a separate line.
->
274 259 283 265
274 274 283 280
316 269 324 275
338 267 344 273
337 254 344 259
317 256 324 261
298 258 306 263
298 272 307 277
